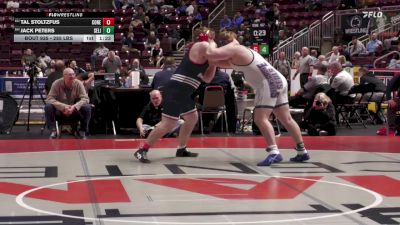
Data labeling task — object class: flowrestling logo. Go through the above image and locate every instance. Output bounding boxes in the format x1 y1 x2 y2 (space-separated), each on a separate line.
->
362 11 383 18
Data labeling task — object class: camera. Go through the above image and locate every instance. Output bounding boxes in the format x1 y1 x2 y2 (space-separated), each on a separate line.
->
26 62 40 78
315 100 322 106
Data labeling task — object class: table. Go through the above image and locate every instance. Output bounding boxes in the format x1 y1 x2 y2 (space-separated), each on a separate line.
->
90 86 151 134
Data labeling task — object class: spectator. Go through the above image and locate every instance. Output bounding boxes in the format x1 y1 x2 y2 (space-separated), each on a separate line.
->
113 0 124 9
90 43 109 69
301 92 336 136
168 26 180 48
21 49 37 67
102 51 122 73
338 55 352 67
366 32 383 55
293 47 314 88
76 72 95 93
185 1 195 16
130 18 143 29
127 58 149 85
136 90 182 137
220 14 232 31
358 67 386 123
160 33 173 53
37 51 52 68
349 36 367 57
176 1 187 16
277 30 287 43
374 42 384 56
147 0 159 13
134 5 146 22
145 31 160 49
69 60 86 75
192 8 203 23
388 54 400 69
318 55 326 64
150 43 163 67
273 51 291 82
290 61 329 108
45 68 91 138
121 32 140 53
45 59 56 77
266 3 280 26
384 30 400 50
151 57 176 90
339 44 351 61
242 32 253 47
232 12 244 29
84 62 93 72
292 51 301 69
45 60 65 94
328 46 340 63
310 49 319 65
327 61 355 104
6 0 19 9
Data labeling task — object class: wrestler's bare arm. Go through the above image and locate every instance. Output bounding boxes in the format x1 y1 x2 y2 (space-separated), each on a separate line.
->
205 40 238 61
208 60 233 69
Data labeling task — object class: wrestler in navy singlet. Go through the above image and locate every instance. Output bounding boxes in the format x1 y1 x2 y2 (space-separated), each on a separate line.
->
162 51 209 119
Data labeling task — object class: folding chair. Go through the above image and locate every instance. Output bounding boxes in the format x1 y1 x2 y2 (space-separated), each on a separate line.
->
241 106 281 135
55 114 80 137
55 104 95 138
197 85 229 135
335 94 367 129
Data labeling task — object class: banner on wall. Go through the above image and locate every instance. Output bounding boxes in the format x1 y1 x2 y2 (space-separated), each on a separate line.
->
0 77 46 99
342 13 370 37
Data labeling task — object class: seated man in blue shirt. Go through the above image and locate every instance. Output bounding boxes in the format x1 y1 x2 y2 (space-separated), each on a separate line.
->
136 90 183 137
366 32 382 55
151 57 177 91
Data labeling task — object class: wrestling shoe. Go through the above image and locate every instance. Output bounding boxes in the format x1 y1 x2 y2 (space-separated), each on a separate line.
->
176 147 198 157
134 148 150 163
257 154 283 166
289 153 310 162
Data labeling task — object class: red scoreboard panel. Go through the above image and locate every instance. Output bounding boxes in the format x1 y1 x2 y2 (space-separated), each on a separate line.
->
14 12 114 43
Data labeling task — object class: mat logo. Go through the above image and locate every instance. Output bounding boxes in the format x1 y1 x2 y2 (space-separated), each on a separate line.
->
1 175 400 203
362 11 383 18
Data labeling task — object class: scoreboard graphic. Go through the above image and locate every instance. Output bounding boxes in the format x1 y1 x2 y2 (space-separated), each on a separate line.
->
250 22 269 56
13 12 114 43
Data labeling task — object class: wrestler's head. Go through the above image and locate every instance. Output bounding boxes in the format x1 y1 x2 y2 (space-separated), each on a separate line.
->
218 31 238 46
193 26 215 42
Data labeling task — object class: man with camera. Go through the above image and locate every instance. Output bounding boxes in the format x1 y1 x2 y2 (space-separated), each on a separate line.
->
301 93 336 136
45 68 91 138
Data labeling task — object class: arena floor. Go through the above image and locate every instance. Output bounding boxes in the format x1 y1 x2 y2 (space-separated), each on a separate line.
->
0 135 399 225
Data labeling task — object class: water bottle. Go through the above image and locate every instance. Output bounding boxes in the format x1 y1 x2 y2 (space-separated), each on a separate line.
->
5 71 8 77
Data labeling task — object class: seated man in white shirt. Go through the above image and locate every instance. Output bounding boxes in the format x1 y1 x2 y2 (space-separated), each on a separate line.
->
327 61 355 105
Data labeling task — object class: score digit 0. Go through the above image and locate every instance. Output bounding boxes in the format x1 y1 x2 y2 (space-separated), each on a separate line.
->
102 18 114 26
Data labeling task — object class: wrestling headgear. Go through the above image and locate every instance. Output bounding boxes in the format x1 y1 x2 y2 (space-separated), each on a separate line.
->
197 30 210 42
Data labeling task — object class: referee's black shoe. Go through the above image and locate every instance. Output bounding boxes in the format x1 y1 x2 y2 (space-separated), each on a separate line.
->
176 147 198 157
